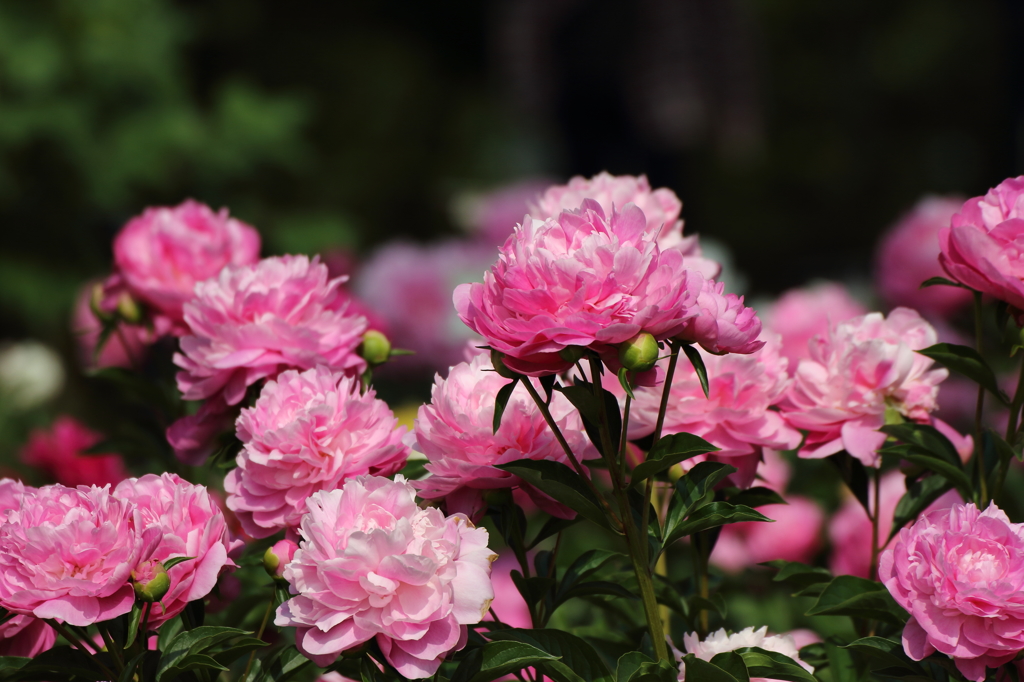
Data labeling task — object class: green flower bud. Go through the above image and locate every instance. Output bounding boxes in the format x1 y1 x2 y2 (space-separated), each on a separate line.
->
618 332 659 372
89 283 115 324
116 292 142 324
358 330 392 367
132 561 170 603
490 350 518 379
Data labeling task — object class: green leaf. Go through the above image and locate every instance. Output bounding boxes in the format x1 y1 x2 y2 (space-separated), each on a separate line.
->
663 462 736 545
452 640 560 682
260 646 314 682
616 652 655 682
917 343 1011 406
123 602 143 649
663 502 771 547
880 423 965 469
708 653 750 682
493 378 519 434
683 655 741 682
157 626 259 681
806 575 908 624
0 657 29 676
735 647 817 682
621 659 678 682
162 556 196 571
496 459 610 529
159 653 229 681
844 636 925 674
19 647 108 681
630 433 719 487
920 276 969 290
725 486 787 508
560 549 624 590
889 475 953 542
681 345 709 398
558 379 623 459
487 629 614 682
763 560 833 592
117 651 149 682
556 580 637 605
618 367 636 400
510 570 555 609
528 516 579 549
827 452 870 514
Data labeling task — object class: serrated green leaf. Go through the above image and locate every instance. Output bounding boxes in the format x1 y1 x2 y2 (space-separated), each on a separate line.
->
496 459 610 529
630 433 719 487
806 576 908 624
917 343 1010 405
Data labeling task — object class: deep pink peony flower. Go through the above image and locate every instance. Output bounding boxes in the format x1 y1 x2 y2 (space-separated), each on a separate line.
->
174 255 368 407
113 200 261 333
532 172 720 278
779 308 947 467
354 241 494 372
711 497 824 573
226 366 408 538
879 502 1024 681
629 334 801 488
0 613 55 657
676 626 814 682
876 196 972 317
455 200 703 376
412 354 597 520
113 473 242 626
20 416 128 489
762 282 868 372
275 476 496 678
675 278 764 355
939 177 1024 314
0 484 160 626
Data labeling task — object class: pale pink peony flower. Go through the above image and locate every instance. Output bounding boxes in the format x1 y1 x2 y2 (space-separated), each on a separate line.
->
175 255 368 407
0 614 55 657
779 308 948 467
676 626 814 682
354 241 494 372
226 367 409 538
455 200 703 376
675 278 764 355
879 502 1024 681
113 473 242 626
761 282 868 371
20 416 128 488
939 177 1024 314
532 172 720 278
113 200 261 333
629 334 801 488
275 476 496 678
876 196 971 317
412 354 596 520
0 484 160 626
711 497 824 572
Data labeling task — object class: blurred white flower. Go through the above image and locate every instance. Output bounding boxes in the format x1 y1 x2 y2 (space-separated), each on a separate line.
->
0 341 64 409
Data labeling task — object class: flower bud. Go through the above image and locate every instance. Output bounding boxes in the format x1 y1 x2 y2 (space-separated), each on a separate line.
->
618 332 659 372
358 330 392 367
132 561 170 603
490 350 518 379
264 539 299 581
116 292 142 324
89 283 115 324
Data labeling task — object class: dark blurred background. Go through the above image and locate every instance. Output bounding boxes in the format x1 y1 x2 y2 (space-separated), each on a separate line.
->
0 0 1020 384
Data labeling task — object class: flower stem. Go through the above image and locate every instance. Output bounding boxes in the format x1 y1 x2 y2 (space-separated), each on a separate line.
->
242 595 275 682
868 468 881 581
46 620 117 682
692 531 711 638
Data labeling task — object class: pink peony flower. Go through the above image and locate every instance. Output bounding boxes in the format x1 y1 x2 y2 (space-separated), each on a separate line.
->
879 502 1024 681
676 626 814 682
711 497 824 572
113 200 261 333
876 196 972 317
174 255 368 407
354 241 495 372
675 278 764 355
532 172 720 278
226 366 408 538
455 200 703 376
412 354 597 520
779 308 948 467
113 473 242 626
629 334 802 488
0 484 160 626
939 177 1024 314
20 416 128 488
762 282 868 371
0 478 32 518
0 613 55 657
275 476 496 678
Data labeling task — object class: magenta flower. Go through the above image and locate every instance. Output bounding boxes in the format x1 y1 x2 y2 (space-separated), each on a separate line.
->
113 473 242 626
879 502 1024 681
225 366 408 538
113 200 261 334
762 282 867 371
876 196 971 317
0 485 160 626
675 278 764 355
940 176 1024 314
455 200 703 376
412 354 597 520
779 308 947 467
275 476 496 678
20 416 128 489
629 334 801 488
174 255 368 407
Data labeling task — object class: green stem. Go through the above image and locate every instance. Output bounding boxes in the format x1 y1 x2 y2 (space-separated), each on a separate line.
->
242 596 275 682
140 601 152 649
47 620 117 682
973 292 988 506
868 469 881 582
692 532 711 638
652 341 682 445
97 623 124 672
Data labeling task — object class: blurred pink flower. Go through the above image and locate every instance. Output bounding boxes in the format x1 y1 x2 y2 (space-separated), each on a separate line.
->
226 367 408 538
779 308 947 467
113 200 261 334
762 282 868 371
456 179 552 247
940 177 1024 315
20 416 128 488
114 473 242 627
355 240 495 372
484 553 532 629
676 627 814 682
876 196 971 317
0 484 160 626
275 476 496 678
711 497 824 572
456 200 702 376
880 503 1024 681
412 354 597 520
629 334 801 489
0 614 55 657
675 278 764 355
